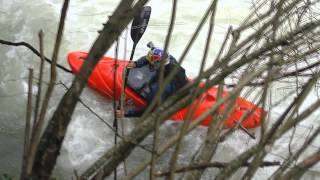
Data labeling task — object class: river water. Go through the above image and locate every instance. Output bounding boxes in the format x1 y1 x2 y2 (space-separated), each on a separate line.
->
0 0 319 179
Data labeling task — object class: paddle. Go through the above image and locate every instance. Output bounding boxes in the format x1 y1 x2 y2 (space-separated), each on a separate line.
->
113 6 151 178
129 6 152 60
119 6 152 111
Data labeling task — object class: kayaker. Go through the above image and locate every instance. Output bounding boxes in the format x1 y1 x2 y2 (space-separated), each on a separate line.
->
116 43 188 118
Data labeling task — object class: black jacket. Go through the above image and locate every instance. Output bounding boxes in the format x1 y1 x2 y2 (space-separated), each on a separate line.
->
134 56 188 90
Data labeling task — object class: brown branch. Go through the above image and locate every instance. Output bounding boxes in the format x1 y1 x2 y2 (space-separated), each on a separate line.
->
27 1 70 178
82 0 231 179
25 0 149 179
241 71 320 179
281 60 320 78
239 124 256 139
185 65 242 179
168 2 218 180
215 71 320 180
154 161 280 177
20 68 33 180
121 16 319 179
0 39 71 73
123 65 268 180
150 0 177 179
279 150 320 180
220 105 258 141
139 0 219 121
32 30 45 134
271 125 320 179
225 44 320 88
78 2 320 179
58 81 153 154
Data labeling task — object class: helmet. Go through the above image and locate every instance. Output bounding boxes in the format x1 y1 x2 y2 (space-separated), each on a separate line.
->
146 48 169 65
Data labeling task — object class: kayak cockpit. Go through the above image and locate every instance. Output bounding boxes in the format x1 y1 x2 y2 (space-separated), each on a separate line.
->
127 65 157 100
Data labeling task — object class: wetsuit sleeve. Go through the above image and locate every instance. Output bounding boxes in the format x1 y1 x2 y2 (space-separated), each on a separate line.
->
124 109 145 117
167 57 189 89
134 56 149 68
169 55 178 63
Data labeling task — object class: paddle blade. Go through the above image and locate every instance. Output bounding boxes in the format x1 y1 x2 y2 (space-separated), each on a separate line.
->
131 6 151 44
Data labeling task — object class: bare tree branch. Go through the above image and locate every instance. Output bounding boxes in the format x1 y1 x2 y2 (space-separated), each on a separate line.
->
0 39 71 73
23 0 150 179
168 1 218 180
150 0 177 179
278 150 320 180
154 161 280 177
20 68 33 180
271 125 320 179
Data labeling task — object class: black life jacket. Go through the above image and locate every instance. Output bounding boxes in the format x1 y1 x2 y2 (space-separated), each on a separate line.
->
162 61 188 90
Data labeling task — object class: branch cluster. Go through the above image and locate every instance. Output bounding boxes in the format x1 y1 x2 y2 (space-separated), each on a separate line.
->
1 0 320 179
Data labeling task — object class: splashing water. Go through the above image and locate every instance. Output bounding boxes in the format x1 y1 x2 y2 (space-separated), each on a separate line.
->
0 0 319 179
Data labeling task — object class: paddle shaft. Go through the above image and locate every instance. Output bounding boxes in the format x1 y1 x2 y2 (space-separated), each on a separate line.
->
119 6 151 110
123 43 137 84
130 42 137 61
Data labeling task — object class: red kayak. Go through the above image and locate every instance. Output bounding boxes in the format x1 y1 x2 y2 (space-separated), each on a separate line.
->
68 51 264 129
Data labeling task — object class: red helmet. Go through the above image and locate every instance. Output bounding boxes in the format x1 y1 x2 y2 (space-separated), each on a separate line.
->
146 48 168 64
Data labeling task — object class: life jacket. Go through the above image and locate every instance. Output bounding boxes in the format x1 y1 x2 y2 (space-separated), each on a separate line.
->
156 58 188 90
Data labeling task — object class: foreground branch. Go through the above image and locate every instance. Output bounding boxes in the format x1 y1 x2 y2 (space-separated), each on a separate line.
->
279 150 320 180
20 68 33 179
30 0 149 179
27 1 69 178
154 161 280 177
0 39 71 73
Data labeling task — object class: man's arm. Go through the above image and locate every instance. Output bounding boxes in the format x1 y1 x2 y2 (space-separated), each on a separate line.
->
127 56 148 68
124 109 145 117
134 56 149 68
116 108 145 118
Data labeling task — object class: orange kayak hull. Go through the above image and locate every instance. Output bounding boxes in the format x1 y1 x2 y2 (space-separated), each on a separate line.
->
67 51 264 129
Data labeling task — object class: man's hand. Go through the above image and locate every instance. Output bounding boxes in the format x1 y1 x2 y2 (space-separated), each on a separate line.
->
116 109 125 118
127 62 136 68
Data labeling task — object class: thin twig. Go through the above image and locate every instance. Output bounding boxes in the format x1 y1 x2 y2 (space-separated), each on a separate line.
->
20 68 33 180
27 1 70 178
150 0 177 179
123 65 268 180
215 71 320 180
171 3 219 179
0 39 71 73
271 125 320 179
32 30 45 133
278 150 320 180
58 81 153 153
155 161 280 177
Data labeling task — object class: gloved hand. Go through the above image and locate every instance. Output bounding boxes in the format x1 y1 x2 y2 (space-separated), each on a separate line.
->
127 62 136 68
116 109 125 118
